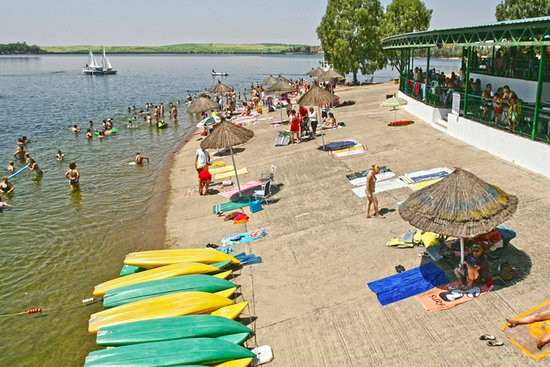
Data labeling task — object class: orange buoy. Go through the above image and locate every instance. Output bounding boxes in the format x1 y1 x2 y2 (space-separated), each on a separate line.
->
26 308 43 315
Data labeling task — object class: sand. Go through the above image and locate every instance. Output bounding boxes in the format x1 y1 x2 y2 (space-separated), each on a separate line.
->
165 82 550 366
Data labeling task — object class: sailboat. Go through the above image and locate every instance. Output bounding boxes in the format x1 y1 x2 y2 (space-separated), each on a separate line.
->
82 47 116 75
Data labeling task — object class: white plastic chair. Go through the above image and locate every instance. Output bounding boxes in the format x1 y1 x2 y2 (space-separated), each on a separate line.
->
253 180 272 204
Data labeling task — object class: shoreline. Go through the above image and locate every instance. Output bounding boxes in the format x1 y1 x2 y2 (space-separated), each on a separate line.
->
164 82 549 366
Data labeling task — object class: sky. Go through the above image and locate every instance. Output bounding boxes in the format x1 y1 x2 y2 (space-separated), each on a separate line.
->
0 0 503 46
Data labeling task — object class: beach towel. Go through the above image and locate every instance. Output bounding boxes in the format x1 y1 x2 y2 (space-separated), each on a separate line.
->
346 166 391 181
500 300 550 360
402 167 452 183
351 178 410 198
212 198 250 214
324 140 356 151
410 178 442 191
218 181 262 198
367 262 449 306
221 228 268 247
416 282 491 311
209 165 235 175
330 144 367 158
349 171 396 186
210 160 225 167
213 167 248 180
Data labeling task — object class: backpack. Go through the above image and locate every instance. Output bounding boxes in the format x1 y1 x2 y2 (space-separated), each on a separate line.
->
499 261 516 281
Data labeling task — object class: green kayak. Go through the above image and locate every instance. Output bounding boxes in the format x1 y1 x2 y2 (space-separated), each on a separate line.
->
103 275 235 308
84 337 255 366
96 315 251 346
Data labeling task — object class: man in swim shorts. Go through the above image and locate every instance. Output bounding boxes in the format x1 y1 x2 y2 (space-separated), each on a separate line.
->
134 152 150 165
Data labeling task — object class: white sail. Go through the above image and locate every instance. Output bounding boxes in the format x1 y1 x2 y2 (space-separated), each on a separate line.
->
102 47 113 70
87 49 98 68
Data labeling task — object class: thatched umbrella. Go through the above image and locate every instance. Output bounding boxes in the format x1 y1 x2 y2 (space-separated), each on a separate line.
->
306 67 324 78
200 121 254 197
380 97 408 122
276 74 292 84
298 85 340 150
208 81 232 94
187 97 220 114
316 69 345 83
260 75 279 88
265 80 296 123
399 168 518 263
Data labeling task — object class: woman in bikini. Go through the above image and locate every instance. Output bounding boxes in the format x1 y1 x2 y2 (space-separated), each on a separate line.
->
365 165 384 219
507 309 550 350
28 158 43 177
64 162 80 191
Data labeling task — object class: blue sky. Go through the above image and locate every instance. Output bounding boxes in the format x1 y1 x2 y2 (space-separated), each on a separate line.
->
1 0 502 46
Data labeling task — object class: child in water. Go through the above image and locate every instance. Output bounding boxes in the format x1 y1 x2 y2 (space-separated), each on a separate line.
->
55 150 64 161
6 161 15 173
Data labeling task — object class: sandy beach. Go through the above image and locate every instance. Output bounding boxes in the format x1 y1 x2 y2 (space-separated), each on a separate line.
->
165 82 550 366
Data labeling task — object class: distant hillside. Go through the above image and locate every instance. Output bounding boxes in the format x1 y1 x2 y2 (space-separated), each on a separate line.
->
42 43 320 54
0 42 45 54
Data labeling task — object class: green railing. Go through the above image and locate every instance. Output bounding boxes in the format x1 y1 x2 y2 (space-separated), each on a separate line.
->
399 77 550 144
463 94 550 143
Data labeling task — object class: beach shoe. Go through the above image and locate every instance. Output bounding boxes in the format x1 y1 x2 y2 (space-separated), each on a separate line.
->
479 334 497 341
487 340 504 347
395 265 403 273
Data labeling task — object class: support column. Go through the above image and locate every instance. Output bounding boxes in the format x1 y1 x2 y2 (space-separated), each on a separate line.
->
399 49 405 91
426 48 431 85
532 47 547 140
463 46 473 117
491 46 496 76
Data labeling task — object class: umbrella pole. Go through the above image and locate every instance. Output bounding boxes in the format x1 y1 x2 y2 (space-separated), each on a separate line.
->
460 237 465 264
229 145 242 197
318 105 325 151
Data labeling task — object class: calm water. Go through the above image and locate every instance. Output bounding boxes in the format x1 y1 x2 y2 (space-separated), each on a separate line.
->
0 54 460 366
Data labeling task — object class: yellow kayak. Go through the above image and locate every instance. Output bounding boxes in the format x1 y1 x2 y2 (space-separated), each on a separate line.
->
93 262 220 296
212 301 248 320
124 248 239 268
214 358 254 367
88 292 233 333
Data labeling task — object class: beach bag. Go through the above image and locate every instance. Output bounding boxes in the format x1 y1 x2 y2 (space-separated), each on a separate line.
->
499 262 516 281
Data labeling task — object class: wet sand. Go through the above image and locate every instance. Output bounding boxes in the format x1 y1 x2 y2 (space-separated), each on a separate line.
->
166 82 550 366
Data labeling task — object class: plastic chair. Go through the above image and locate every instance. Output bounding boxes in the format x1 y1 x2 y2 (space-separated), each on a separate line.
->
260 165 276 183
253 180 271 204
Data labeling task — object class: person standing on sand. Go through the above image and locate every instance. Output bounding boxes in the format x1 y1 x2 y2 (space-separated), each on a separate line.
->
366 165 384 219
65 162 80 191
195 148 211 172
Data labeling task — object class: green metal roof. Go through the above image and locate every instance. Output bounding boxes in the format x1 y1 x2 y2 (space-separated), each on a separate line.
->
382 16 550 50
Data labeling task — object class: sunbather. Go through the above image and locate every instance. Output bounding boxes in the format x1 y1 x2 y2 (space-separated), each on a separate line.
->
506 309 550 350
365 165 384 219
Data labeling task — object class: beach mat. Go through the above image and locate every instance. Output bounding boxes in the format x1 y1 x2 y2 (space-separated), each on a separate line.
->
221 228 268 247
367 262 449 306
212 198 250 214
218 181 262 198
351 178 410 198
213 167 248 180
208 165 235 175
416 282 491 311
500 300 550 360
402 167 452 183
410 178 442 191
346 165 391 181
331 144 367 158
349 171 396 186
324 140 356 151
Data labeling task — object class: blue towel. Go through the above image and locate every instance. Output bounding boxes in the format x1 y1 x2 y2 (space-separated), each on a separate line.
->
367 262 449 306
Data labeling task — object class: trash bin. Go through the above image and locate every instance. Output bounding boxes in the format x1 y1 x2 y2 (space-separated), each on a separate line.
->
249 199 263 213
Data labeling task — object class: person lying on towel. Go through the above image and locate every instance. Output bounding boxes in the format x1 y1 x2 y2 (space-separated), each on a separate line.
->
506 309 550 350
454 244 490 290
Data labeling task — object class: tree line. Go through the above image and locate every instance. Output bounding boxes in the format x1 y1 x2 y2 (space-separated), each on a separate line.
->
0 42 44 55
317 0 550 84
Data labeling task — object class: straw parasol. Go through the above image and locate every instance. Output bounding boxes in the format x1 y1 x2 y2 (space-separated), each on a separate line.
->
298 85 339 150
399 168 518 263
316 69 345 83
306 67 324 78
260 75 279 88
276 74 292 84
380 97 408 122
187 96 220 114
200 121 254 197
265 80 296 124
208 81 232 94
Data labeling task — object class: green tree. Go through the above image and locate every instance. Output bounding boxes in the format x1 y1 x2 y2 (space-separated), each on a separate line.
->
317 0 386 84
495 0 550 21
383 0 432 73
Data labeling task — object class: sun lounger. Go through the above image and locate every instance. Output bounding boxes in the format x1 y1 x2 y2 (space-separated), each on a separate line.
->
212 198 250 214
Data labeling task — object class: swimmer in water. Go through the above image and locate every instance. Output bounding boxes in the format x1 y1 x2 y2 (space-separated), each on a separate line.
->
64 162 80 191
134 152 150 165
0 195 11 209
85 129 93 139
56 150 64 161
28 158 43 177
71 125 81 133
6 161 15 173
13 146 27 160
0 176 15 194
127 120 133 128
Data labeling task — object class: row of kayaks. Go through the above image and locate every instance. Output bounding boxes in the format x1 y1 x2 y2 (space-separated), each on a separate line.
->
84 248 259 366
